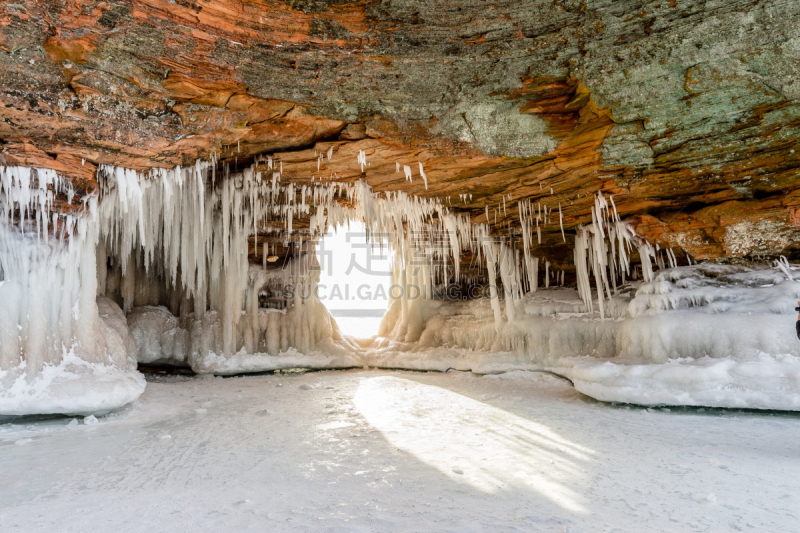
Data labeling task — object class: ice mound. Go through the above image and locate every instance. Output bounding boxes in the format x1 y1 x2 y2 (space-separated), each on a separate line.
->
125 265 362 374
0 297 145 416
126 304 361 375
370 263 800 410
0 349 146 416
560 354 800 410
127 306 190 366
190 345 361 375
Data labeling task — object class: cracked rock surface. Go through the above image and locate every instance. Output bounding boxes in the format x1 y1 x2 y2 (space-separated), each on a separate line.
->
1 0 799 262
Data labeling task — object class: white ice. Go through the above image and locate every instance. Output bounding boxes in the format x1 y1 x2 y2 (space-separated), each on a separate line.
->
371 263 800 410
0 167 144 415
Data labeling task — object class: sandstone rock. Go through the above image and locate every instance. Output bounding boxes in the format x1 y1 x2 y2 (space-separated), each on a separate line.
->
1 0 799 264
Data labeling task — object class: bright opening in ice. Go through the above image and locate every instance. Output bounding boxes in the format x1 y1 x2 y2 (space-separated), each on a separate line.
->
316 220 391 338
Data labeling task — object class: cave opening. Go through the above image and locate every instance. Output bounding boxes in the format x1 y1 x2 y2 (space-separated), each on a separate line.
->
316 220 391 339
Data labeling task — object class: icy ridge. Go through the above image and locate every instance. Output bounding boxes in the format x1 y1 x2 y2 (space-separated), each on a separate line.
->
370 264 800 410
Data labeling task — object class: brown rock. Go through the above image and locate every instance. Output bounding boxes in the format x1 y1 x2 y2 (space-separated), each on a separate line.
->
1 0 799 265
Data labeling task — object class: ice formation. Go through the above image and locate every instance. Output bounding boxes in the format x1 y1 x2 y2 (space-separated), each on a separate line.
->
419 162 428 190
0 167 144 415
4 155 800 414
93 159 490 373
96 162 361 374
357 150 366 173
371 262 800 410
86 152 566 378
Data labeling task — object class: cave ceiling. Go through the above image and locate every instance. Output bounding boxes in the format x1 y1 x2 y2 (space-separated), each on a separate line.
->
2 0 800 263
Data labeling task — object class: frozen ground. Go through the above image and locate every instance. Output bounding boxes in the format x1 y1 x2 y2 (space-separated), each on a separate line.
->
1 369 799 532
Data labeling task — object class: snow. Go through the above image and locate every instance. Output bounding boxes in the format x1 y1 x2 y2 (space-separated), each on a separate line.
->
0 369 798 532
0 346 144 416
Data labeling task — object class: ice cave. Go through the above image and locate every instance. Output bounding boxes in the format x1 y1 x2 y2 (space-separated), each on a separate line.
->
2 1 800 531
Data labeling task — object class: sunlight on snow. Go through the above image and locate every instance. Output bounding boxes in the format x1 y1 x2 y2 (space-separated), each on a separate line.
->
353 376 594 513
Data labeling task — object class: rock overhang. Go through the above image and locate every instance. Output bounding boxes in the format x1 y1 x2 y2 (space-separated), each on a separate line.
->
0 0 799 263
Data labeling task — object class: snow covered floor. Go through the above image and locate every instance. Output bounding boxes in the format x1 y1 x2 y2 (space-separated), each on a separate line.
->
2 369 799 532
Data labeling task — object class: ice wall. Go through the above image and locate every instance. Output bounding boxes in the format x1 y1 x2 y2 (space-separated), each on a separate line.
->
0 166 144 415
96 162 372 372
94 164 651 380
95 160 500 373
127 261 361 374
370 263 800 410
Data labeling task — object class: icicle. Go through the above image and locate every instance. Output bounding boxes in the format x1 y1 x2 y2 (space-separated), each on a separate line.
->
357 150 367 173
419 162 427 190
776 256 795 281
545 260 550 288
571 192 653 315
498 244 517 321
482 240 504 331
403 165 412 183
